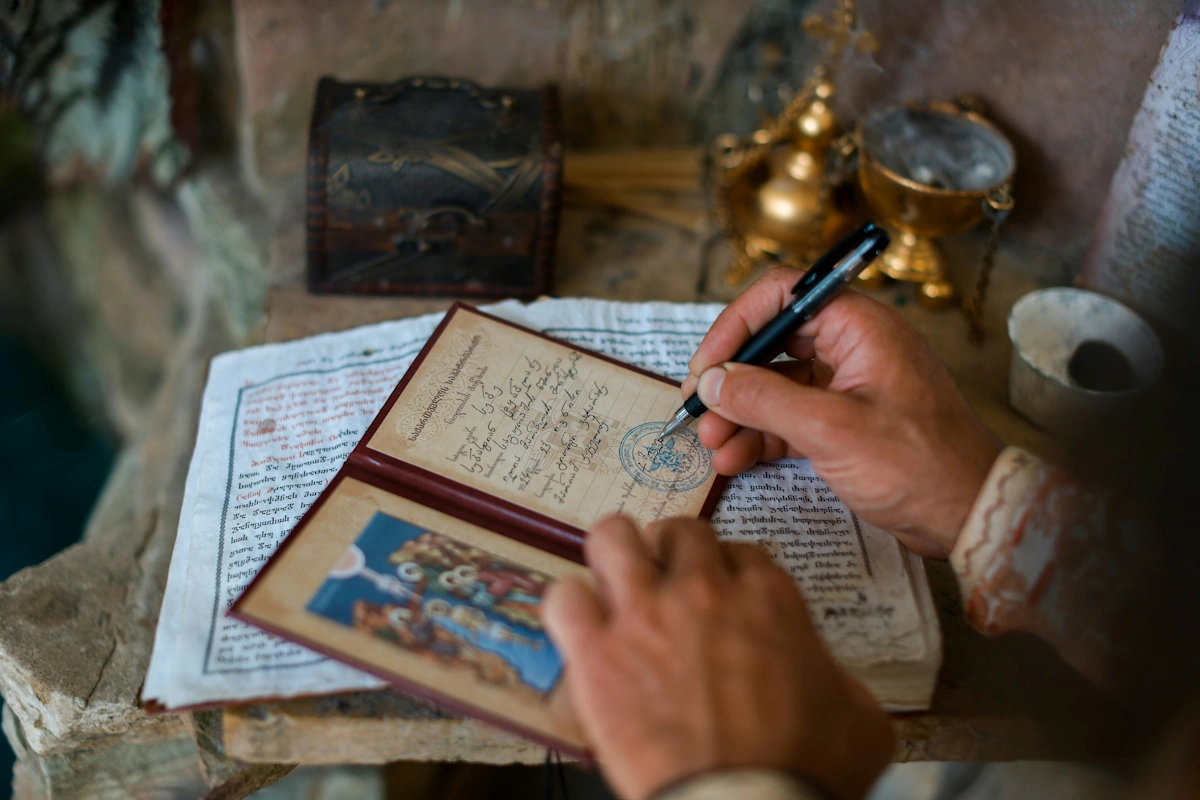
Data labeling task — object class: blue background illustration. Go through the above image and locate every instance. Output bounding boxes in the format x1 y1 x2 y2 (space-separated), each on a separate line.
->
306 512 564 694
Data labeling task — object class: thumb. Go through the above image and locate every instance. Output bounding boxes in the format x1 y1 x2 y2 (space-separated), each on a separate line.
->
696 362 862 456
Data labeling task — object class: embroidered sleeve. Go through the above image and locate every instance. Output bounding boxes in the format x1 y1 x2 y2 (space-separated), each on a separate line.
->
950 447 1147 689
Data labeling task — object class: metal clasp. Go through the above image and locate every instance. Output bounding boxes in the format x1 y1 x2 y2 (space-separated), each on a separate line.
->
983 183 1015 221
391 206 487 253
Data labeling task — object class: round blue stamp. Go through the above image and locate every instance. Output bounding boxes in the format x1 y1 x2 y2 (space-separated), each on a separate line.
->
619 422 713 493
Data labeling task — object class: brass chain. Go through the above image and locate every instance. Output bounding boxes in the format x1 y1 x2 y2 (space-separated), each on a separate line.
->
962 183 1014 343
800 132 857 269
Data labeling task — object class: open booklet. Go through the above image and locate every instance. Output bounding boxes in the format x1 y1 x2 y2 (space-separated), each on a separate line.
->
143 298 939 749
232 303 727 750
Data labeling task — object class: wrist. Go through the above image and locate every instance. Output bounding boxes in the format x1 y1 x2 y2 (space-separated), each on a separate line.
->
928 438 1004 559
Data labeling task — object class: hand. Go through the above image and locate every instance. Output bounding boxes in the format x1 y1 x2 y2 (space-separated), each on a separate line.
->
544 515 894 800
681 270 1002 558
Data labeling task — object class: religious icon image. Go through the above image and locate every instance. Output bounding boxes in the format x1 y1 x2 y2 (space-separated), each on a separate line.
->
306 511 563 699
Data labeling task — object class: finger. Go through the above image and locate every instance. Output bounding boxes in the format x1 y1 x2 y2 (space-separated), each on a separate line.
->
696 360 811 453
643 518 726 579
711 425 765 476
695 362 863 458
784 335 816 363
760 432 792 461
543 575 606 660
584 515 659 606
794 291 913 378
688 267 806 376
720 541 776 574
680 371 699 399
696 408 740 451
812 358 835 389
689 355 811 402
767 358 814 385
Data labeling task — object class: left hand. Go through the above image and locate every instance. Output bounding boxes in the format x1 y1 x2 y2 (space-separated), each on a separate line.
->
543 515 894 800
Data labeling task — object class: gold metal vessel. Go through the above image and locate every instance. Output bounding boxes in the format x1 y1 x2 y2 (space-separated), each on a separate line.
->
855 101 1016 307
727 80 860 264
709 0 880 287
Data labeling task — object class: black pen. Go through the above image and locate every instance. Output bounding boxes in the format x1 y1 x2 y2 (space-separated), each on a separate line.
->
658 222 890 441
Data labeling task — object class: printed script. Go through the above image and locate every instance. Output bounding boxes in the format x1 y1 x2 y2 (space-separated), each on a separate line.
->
1081 12 1200 354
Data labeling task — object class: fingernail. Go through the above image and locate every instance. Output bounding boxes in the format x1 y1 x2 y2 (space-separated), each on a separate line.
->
696 366 726 407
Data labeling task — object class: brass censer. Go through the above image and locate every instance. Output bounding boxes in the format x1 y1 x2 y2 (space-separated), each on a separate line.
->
709 7 1016 341
854 100 1016 317
711 0 877 286
722 75 859 274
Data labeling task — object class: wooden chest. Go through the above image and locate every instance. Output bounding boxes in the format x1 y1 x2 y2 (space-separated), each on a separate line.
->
306 77 562 298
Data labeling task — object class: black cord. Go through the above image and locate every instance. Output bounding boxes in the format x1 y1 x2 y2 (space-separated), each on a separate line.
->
542 749 571 800
554 749 570 800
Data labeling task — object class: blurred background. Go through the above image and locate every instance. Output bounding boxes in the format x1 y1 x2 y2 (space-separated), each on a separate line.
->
0 0 1192 798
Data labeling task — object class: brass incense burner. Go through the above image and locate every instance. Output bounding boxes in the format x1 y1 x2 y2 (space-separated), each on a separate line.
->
724 78 860 268
854 100 1016 308
708 8 1016 339
710 0 877 287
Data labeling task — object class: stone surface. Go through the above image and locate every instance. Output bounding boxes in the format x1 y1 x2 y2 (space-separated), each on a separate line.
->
259 205 714 345
2 2 1168 787
188 710 296 798
5 704 207 800
248 766 386 800
0 167 267 763
223 692 545 766
231 0 745 190
225 0 1178 271
0 174 1118 799
222 211 1120 766
0 191 208 755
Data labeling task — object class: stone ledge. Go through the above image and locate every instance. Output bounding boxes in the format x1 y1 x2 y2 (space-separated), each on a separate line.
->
5 704 206 800
222 691 546 765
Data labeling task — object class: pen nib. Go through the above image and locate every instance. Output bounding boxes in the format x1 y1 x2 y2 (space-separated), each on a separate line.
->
657 406 693 440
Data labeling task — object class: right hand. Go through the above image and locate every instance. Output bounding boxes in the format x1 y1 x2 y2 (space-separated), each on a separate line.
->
681 269 1001 559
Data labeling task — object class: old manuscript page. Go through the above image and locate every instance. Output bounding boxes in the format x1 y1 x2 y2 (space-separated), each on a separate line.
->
1080 9 1200 367
144 299 936 712
367 307 718 529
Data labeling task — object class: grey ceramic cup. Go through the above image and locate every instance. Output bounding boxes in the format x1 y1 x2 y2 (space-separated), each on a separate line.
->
1007 288 1163 437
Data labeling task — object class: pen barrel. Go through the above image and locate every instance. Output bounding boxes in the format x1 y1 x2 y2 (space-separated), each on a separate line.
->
683 393 708 418
727 227 887 367
681 223 887 425
730 307 804 364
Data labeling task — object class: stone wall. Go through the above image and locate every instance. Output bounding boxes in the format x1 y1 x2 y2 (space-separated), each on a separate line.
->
839 0 1178 271
224 0 1176 269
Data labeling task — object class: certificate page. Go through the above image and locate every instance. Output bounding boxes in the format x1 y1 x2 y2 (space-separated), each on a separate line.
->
367 306 720 529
